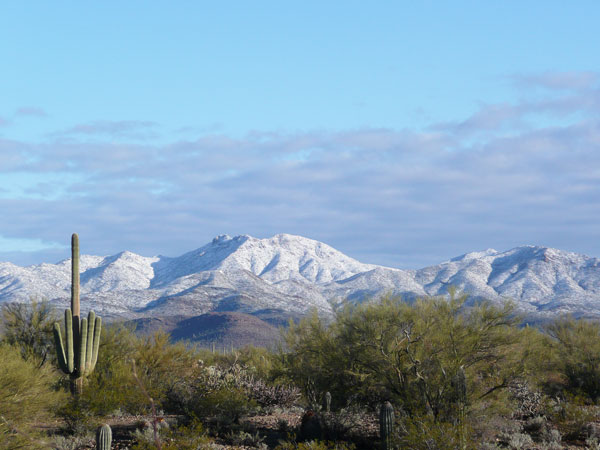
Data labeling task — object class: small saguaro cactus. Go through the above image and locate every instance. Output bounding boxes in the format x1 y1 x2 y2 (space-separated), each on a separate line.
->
323 391 332 412
380 401 395 450
53 233 102 394
96 423 112 450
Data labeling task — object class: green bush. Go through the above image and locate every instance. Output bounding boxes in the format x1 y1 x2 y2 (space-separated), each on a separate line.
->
78 323 145 415
56 396 97 436
0 343 65 448
548 394 600 439
133 330 198 412
544 316 600 401
275 436 356 449
71 326 199 416
0 299 56 365
131 417 212 450
178 364 258 425
399 413 476 450
280 293 528 425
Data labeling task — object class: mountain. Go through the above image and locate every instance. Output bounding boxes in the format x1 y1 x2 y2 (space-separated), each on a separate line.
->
127 312 282 349
2 234 600 329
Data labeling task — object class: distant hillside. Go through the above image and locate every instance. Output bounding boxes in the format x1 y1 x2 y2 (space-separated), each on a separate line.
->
127 311 282 349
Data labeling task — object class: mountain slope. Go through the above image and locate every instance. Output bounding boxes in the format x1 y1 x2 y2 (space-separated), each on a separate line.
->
128 311 281 349
1 235 600 322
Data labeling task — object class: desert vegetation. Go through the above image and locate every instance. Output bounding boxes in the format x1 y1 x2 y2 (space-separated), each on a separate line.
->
3 293 600 449
3 236 600 449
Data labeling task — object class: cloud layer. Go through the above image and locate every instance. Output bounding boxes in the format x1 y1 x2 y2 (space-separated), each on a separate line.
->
1 73 599 268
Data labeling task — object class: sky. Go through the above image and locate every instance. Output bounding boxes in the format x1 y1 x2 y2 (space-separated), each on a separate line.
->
1 1 599 268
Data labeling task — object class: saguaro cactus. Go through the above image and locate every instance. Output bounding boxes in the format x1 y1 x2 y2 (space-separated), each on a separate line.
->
323 391 332 412
53 233 102 394
379 401 395 450
96 424 112 450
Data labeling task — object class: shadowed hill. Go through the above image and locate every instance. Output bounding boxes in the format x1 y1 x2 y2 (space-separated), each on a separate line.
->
127 311 282 349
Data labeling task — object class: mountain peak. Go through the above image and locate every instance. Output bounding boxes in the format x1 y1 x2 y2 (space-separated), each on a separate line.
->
211 234 250 245
1 235 600 322
206 233 378 284
451 248 499 262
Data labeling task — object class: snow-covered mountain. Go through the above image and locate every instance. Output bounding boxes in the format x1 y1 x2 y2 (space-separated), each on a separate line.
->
1 234 600 322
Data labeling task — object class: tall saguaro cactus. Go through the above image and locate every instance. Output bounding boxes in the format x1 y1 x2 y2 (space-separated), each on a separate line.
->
53 233 102 394
71 233 80 342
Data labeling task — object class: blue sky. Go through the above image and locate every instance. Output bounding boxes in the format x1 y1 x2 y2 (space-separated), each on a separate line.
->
1 1 599 268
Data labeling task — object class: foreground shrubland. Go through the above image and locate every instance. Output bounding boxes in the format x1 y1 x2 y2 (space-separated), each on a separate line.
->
2 295 600 448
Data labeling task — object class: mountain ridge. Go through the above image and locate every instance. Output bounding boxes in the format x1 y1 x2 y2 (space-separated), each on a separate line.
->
1 234 600 322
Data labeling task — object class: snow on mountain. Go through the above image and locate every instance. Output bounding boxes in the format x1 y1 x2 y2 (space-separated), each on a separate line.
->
81 251 159 292
1 234 600 321
151 234 379 287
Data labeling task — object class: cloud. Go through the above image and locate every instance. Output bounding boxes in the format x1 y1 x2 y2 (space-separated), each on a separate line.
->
513 71 600 91
433 72 600 137
52 120 159 140
2 72 600 268
0 107 48 128
15 107 48 118
432 103 524 135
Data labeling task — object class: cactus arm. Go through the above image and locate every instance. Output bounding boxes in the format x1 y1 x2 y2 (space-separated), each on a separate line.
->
78 317 88 376
53 323 69 374
85 311 95 372
90 316 102 372
65 309 74 373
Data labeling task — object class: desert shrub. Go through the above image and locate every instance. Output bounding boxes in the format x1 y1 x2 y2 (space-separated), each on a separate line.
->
242 375 301 409
311 407 371 442
280 293 528 425
0 343 65 448
73 328 199 415
168 356 296 424
505 432 534 449
196 384 256 424
131 417 212 450
508 380 544 419
201 344 277 379
56 325 200 417
0 299 56 365
45 434 94 450
133 330 198 412
548 394 600 440
587 437 600 450
544 316 600 401
56 396 97 435
275 436 356 449
224 428 266 447
82 358 145 415
180 363 259 425
217 360 300 409
399 413 476 450
63 323 144 416
235 345 278 379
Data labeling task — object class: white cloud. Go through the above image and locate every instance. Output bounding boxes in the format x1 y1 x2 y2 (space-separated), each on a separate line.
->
1 72 599 268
